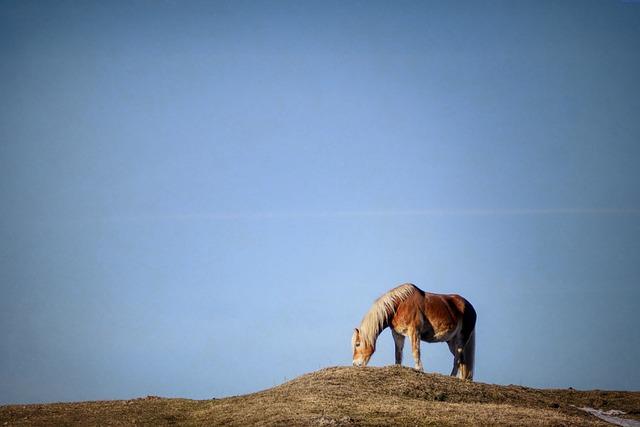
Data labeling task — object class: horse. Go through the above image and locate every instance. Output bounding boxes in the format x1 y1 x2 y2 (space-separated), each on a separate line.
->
351 283 476 380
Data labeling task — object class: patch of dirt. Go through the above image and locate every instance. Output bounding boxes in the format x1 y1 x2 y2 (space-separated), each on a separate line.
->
1 366 638 426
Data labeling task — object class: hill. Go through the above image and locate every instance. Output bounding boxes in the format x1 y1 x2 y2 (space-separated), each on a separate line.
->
1 366 639 426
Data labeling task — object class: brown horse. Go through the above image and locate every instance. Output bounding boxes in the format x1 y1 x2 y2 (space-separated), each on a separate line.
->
351 283 476 380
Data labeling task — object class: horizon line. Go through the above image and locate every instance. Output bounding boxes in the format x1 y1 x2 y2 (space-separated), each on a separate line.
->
31 207 640 224
155 208 640 220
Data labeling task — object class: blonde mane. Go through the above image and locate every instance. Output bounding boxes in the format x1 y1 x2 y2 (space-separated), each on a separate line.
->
357 283 418 346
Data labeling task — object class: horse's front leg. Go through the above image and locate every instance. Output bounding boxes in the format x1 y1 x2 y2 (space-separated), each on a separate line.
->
408 329 423 371
392 330 405 365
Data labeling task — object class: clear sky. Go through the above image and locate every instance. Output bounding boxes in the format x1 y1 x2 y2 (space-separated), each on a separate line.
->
1 0 640 404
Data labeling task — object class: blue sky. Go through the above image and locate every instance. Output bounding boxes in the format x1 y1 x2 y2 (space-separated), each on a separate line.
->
1 0 639 404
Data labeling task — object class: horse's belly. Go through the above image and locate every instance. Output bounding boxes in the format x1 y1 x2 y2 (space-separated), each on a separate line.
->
421 321 461 343
420 332 440 343
419 326 441 343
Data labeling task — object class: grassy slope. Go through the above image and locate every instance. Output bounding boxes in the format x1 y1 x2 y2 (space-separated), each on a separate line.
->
1 366 639 426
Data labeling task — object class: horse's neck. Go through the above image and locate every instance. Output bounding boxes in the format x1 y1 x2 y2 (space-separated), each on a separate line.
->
360 309 390 346
362 326 383 345
360 328 381 348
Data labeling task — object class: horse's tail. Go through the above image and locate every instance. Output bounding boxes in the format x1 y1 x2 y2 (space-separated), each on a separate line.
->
458 300 476 381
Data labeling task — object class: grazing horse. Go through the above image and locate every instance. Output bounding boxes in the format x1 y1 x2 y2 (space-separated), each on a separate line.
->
351 283 476 380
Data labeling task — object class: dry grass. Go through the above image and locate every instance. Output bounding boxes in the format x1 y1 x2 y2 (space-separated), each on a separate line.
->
2 366 639 426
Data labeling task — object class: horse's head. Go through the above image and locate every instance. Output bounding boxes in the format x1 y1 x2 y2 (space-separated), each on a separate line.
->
351 328 374 367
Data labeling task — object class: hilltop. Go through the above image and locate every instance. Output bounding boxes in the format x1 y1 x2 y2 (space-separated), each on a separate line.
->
1 366 639 425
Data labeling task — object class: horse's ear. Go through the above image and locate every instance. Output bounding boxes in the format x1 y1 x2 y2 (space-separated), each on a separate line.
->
354 328 360 336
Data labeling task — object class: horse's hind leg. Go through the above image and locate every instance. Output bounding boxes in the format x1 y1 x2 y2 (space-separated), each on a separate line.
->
447 340 460 377
392 330 405 365
448 331 474 380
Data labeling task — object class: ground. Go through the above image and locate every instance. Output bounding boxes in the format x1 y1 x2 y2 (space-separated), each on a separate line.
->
1 366 639 426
